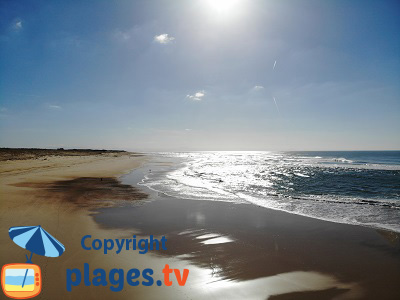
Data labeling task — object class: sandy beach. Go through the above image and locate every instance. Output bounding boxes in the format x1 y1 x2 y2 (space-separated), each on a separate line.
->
0 149 152 299
1 149 400 299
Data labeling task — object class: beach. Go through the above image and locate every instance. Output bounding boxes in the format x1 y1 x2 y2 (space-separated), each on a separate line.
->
0 149 152 299
1 149 399 299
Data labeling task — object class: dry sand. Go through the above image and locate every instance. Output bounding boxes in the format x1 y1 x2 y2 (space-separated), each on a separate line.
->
0 150 154 299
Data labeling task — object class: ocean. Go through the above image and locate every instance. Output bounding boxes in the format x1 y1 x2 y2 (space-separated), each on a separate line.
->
138 151 400 233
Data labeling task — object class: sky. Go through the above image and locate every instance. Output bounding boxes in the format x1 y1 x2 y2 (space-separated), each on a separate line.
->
0 0 399 151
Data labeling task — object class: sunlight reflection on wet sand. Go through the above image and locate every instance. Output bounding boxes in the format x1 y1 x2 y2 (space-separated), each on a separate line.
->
195 233 234 245
188 268 360 299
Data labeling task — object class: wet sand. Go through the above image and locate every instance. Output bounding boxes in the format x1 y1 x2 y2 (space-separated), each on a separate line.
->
94 195 400 299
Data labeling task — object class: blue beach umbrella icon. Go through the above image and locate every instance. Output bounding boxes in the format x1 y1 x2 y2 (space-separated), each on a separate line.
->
8 225 65 287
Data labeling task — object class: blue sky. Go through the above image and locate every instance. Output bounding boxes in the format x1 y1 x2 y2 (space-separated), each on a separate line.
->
1 0 399 151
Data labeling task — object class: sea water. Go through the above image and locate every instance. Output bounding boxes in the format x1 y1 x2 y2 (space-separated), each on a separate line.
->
4 269 35 291
139 151 400 232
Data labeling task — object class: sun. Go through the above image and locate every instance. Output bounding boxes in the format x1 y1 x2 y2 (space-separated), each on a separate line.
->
204 0 244 18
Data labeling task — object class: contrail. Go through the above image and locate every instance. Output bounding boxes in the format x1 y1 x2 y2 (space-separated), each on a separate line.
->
273 97 280 115
273 60 277 70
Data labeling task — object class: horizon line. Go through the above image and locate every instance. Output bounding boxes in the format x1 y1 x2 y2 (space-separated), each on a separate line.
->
1 147 400 152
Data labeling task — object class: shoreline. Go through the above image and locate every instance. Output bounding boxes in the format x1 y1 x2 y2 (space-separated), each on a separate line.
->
95 158 400 299
136 152 400 234
141 181 400 235
1 150 400 299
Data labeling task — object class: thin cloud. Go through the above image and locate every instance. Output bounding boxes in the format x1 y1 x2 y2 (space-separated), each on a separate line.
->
154 33 175 44
114 29 131 41
252 85 264 91
47 104 62 110
3 92 41 98
273 97 280 115
186 91 205 101
14 20 22 31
